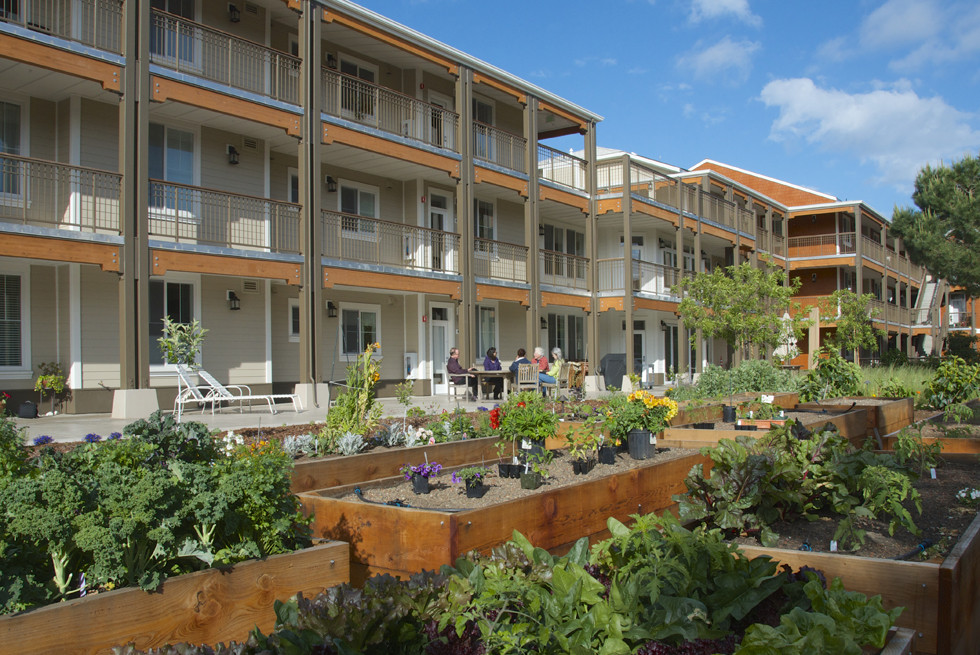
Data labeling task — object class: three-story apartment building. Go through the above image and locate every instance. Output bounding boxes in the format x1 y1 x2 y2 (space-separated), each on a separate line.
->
0 0 948 416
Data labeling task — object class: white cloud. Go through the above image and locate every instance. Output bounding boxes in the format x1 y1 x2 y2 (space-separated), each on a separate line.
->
677 37 760 83
860 0 941 50
574 56 618 68
760 77 980 191
689 0 762 27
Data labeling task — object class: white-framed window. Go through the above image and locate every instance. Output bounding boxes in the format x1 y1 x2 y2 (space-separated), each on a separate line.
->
0 263 30 376
148 122 197 221
288 298 300 342
339 54 378 121
0 99 27 203
472 96 495 160
474 198 495 256
543 224 585 280
340 303 380 357
547 313 585 361
149 274 201 369
339 180 379 239
287 167 299 204
150 0 198 67
475 304 497 359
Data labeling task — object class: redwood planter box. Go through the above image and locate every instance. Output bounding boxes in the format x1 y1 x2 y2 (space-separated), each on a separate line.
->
795 396 914 437
298 452 710 585
880 435 980 455
0 541 350 655
291 435 504 493
661 407 868 449
738 511 980 655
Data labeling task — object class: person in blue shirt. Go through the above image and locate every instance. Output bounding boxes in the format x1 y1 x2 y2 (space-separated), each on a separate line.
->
482 346 503 399
509 347 531 373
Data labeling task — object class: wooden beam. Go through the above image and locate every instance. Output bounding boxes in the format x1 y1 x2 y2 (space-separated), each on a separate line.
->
324 266 461 299
322 9 457 75
598 198 622 215
537 100 588 133
539 185 589 212
634 297 680 313
599 296 624 312
474 165 528 197
475 283 529 306
473 72 526 105
151 249 301 284
322 122 460 179
152 76 301 136
541 291 590 311
0 34 121 92
0 233 120 272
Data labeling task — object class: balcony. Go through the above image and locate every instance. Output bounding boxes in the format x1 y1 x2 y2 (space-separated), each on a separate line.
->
322 68 459 151
147 181 299 254
473 238 527 283
595 161 680 211
597 258 680 297
788 232 856 258
537 144 586 191
0 0 123 53
149 10 300 105
540 250 589 291
0 154 121 234
321 210 460 274
473 122 526 173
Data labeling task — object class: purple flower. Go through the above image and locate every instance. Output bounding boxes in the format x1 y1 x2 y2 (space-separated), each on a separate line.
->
33 435 54 446
84 433 102 443
477 406 489 412
109 432 122 440
402 461 442 479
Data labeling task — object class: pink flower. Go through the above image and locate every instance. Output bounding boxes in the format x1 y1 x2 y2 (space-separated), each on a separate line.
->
428 436 436 444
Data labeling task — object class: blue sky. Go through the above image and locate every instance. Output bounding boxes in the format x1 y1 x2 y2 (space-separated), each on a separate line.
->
363 0 980 217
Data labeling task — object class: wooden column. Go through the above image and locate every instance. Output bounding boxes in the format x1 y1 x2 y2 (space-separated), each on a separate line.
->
621 154 634 378
456 67 475 363
524 98 540 355
585 121 600 372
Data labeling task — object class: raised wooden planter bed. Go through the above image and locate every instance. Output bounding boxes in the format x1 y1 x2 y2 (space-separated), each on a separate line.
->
738 510 980 655
880 435 980 454
796 396 915 437
291 436 503 493
661 407 868 450
298 452 709 585
0 540 350 655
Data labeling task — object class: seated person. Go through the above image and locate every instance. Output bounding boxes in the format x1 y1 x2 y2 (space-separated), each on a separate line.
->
538 347 563 386
482 346 504 399
532 346 549 375
509 347 531 373
447 347 477 397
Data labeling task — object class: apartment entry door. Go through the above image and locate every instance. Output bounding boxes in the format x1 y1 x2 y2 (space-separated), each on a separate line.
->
664 323 679 376
429 304 454 395
427 192 453 272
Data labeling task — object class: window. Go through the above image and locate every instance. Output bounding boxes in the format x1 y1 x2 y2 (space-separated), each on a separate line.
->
288 168 299 204
339 56 377 120
474 199 495 254
341 304 379 356
473 97 494 160
0 101 22 198
150 0 196 64
149 279 195 366
547 313 585 361
0 274 24 367
148 123 195 216
543 224 585 279
288 298 300 342
339 181 378 237
476 305 496 358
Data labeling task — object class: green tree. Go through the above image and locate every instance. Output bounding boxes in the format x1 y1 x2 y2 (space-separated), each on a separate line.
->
891 152 980 297
825 289 885 354
672 262 809 359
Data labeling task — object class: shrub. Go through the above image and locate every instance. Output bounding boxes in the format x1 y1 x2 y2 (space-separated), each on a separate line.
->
797 348 860 402
920 355 980 410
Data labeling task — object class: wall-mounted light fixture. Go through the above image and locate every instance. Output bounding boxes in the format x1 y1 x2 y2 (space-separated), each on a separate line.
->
538 224 545 237
326 53 338 69
540 317 547 329
661 320 668 330
227 290 241 311
226 145 240 165
325 175 337 192
228 3 241 22
811 273 818 282
327 301 338 318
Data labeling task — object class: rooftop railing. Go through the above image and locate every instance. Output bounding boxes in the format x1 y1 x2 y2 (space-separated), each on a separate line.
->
473 122 526 173
150 10 300 104
321 210 460 274
147 180 299 253
540 249 589 290
473 238 528 283
322 68 459 151
0 0 123 53
537 144 586 191
0 154 121 233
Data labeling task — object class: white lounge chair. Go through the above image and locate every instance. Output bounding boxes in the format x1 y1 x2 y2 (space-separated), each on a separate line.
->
195 368 303 416
173 364 214 421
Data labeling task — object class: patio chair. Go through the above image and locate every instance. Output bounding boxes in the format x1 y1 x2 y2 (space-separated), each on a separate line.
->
446 366 476 401
195 368 303 416
540 361 571 400
173 364 215 421
515 362 539 394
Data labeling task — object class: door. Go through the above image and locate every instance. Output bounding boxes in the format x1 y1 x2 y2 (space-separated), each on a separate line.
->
633 328 645 381
428 92 453 148
473 98 494 161
427 192 453 271
340 57 377 123
664 324 678 378
429 304 453 394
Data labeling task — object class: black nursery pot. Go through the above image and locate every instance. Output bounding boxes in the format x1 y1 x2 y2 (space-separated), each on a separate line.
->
498 463 513 478
692 422 715 429
722 405 737 422
465 483 488 499
598 446 617 465
411 474 430 494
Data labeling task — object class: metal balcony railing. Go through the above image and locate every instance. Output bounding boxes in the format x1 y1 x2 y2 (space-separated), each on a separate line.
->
862 236 886 265
473 238 528 283
321 210 460 274
540 249 589 290
737 207 754 234
537 144 586 191
596 258 680 296
700 194 737 230
771 233 786 258
0 0 123 53
321 68 459 151
473 122 526 173
149 10 300 104
147 180 300 253
788 232 856 257
0 153 121 233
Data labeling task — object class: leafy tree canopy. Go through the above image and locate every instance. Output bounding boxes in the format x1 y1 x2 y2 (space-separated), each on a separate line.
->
824 289 885 354
891 152 980 297
673 262 809 357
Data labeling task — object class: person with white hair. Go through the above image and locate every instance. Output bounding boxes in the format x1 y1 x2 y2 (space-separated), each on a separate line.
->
538 346 563 386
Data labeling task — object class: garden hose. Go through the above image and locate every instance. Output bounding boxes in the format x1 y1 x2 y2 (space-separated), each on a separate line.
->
352 486 468 512
893 540 933 561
